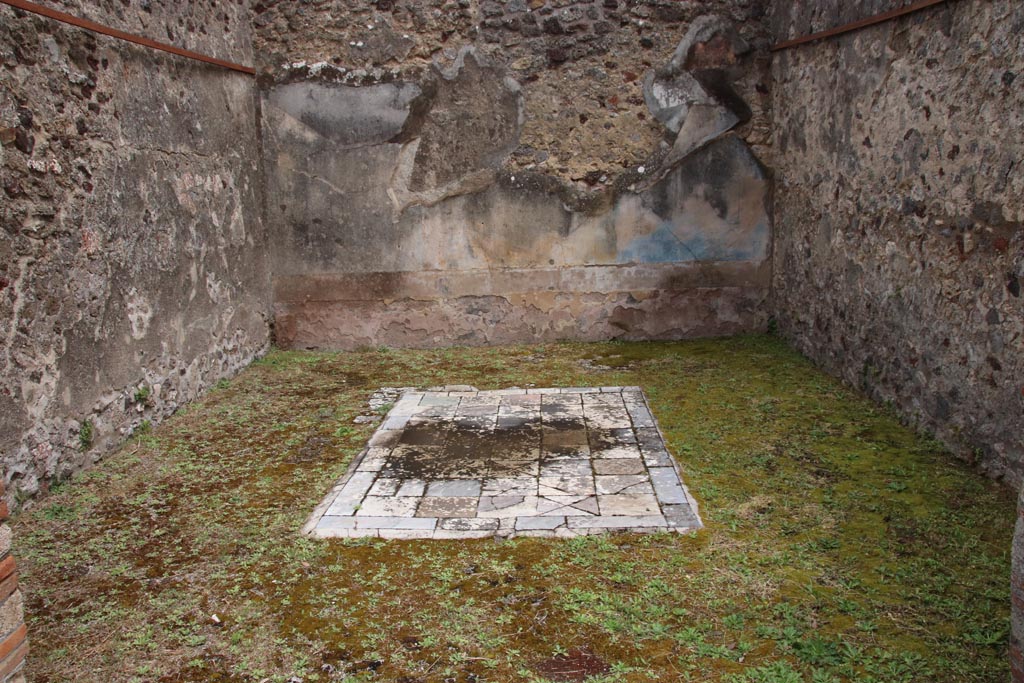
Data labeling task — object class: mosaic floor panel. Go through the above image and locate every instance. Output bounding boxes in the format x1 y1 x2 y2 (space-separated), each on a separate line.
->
305 387 702 539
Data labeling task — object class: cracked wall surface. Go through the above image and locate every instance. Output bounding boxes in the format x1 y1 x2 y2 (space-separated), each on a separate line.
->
0 1 271 508
253 0 773 193
260 5 774 349
770 0 1023 483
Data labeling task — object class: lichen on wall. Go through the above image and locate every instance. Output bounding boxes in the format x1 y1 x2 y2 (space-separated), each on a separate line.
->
769 0 1023 484
0 1 271 508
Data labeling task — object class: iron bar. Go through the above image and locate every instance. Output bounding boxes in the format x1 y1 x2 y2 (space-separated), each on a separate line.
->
771 0 950 52
0 0 255 75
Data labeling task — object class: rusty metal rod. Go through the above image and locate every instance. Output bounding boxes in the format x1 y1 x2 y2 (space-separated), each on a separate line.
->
770 0 950 52
0 0 255 75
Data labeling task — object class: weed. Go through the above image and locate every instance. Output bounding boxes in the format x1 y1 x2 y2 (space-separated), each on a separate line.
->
78 419 93 451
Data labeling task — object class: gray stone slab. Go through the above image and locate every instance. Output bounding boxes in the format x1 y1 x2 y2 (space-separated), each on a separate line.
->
481 477 536 496
316 516 357 531
439 517 499 531
426 479 482 497
396 479 426 496
595 474 654 495
454 415 497 429
583 393 624 404
501 393 542 405
642 450 674 468
497 415 540 429
368 477 402 496
389 405 420 418
457 405 501 417
368 429 402 447
379 528 436 539
663 504 701 528
539 495 599 516
419 394 460 407
567 515 668 529
538 475 595 497
649 467 689 504
356 495 419 517
413 406 458 418
460 395 501 407
542 428 589 447
354 516 437 530
516 516 566 530
592 445 643 459
432 529 493 539
325 471 377 516
585 415 633 429
478 494 524 514
593 458 645 475
543 396 583 407
539 458 592 477
542 445 591 460
597 493 661 516
382 414 411 430
417 496 478 517
356 452 389 472
477 495 540 517
517 527 582 538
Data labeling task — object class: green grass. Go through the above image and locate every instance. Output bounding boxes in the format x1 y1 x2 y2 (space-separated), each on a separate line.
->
13 336 1014 682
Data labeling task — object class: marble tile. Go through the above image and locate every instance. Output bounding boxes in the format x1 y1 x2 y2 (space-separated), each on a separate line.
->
417 496 478 517
595 474 654 495
356 495 419 517
425 479 482 497
592 458 645 475
597 493 661 516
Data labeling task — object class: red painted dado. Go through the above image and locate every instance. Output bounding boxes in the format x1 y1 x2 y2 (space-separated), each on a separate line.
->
0 479 26 683
1014 493 1024 683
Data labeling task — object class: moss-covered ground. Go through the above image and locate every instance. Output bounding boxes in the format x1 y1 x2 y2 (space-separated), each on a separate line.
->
14 336 1015 682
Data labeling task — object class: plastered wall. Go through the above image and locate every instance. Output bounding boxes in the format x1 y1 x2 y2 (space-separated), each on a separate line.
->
255 1 776 349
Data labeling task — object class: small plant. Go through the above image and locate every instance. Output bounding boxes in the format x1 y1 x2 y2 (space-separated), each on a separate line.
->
810 669 840 683
741 660 803 683
794 637 844 666
78 419 94 451
134 385 151 404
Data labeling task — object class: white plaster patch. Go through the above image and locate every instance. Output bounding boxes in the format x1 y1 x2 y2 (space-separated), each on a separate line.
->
125 287 154 340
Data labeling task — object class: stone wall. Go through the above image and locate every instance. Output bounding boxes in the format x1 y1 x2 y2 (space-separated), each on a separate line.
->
0 1 271 508
769 0 1024 484
256 1 775 349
